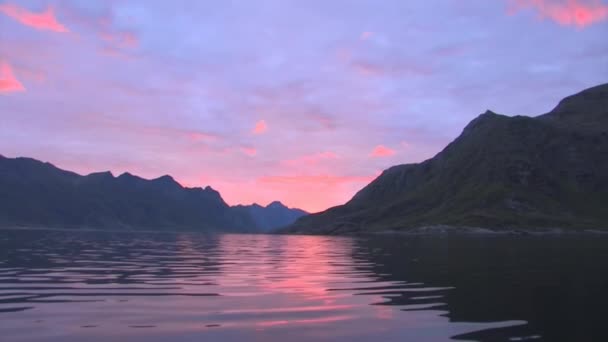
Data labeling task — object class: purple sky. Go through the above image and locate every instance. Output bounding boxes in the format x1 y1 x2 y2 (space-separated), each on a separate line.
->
1 0 607 212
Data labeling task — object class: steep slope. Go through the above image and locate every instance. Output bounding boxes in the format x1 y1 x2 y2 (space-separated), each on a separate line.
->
0 157 256 231
233 201 308 232
284 83 608 234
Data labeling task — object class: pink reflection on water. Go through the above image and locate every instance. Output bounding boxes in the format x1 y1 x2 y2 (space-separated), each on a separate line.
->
255 314 355 328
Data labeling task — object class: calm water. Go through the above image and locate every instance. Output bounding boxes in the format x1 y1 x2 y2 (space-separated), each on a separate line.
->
1 230 607 341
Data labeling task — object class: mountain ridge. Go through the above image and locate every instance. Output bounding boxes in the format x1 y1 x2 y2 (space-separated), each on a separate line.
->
233 201 308 232
0 155 306 232
282 83 608 234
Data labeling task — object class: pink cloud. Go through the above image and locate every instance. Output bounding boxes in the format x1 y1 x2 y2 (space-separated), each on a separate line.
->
16 66 46 84
71 113 220 146
360 31 374 40
0 61 25 93
100 30 138 50
432 44 469 57
57 5 138 56
509 0 608 28
352 60 433 78
258 174 373 186
353 61 385 77
253 120 268 134
188 132 217 142
309 111 337 130
335 47 353 64
240 147 257 157
370 145 396 157
282 151 338 167
0 3 68 32
98 27 139 58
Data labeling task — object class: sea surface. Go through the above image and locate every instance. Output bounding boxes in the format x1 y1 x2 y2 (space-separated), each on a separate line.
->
1 229 607 342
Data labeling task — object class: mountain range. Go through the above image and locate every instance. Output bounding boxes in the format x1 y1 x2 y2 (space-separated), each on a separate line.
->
283 83 608 234
233 202 308 232
0 156 307 232
3 83 606 234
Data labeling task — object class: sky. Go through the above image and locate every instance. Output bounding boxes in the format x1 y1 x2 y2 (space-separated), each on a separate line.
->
1 0 607 213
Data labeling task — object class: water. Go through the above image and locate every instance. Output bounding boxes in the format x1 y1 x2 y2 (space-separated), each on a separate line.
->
1 229 607 341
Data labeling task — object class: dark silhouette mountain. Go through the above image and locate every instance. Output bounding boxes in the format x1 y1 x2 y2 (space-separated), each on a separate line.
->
0 157 262 231
284 83 608 234
233 201 308 232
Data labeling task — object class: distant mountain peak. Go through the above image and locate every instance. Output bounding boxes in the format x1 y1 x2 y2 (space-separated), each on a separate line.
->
86 171 114 179
152 174 181 188
233 201 308 232
267 201 286 208
201 185 225 203
118 172 135 178
116 172 148 186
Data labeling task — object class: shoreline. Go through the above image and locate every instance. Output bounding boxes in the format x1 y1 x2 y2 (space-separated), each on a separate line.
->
3 224 608 236
283 225 608 236
0 225 228 235
366 227 608 236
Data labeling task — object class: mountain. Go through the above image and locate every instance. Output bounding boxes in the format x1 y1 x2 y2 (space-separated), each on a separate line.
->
283 83 608 234
0 156 259 231
233 201 308 232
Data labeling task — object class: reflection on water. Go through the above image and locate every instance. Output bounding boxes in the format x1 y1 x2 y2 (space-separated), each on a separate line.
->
0 230 607 341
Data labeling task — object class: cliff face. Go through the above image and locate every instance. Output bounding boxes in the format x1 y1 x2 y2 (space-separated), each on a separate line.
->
284 84 608 234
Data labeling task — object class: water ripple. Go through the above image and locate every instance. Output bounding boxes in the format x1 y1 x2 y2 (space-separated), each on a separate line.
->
4 230 595 341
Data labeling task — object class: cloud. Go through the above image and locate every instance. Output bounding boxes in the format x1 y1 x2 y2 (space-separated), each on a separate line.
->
97 16 139 57
100 30 138 49
0 61 25 93
73 113 221 146
0 3 68 32
189 132 217 142
4 0 604 214
360 31 374 40
431 44 469 57
282 152 338 167
252 120 268 134
309 111 338 130
353 61 385 77
240 147 257 157
370 145 396 157
258 174 373 186
55 3 138 57
509 0 608 28
351 60 433 78
14 65 46 84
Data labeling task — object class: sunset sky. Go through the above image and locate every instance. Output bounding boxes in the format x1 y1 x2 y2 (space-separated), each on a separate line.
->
1 0 607 212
